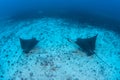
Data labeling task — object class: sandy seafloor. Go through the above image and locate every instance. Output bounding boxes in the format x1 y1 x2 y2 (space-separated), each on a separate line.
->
0 18 120 80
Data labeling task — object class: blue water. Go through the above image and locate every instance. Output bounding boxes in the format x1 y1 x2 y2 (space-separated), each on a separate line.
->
0 0 120 34
0 0 120 19
0 0 120 80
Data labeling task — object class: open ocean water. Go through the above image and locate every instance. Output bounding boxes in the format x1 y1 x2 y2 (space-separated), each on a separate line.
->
0 0 120 80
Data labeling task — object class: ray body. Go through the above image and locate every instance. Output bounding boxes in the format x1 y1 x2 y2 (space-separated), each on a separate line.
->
75 34 98 56
19 37 39 53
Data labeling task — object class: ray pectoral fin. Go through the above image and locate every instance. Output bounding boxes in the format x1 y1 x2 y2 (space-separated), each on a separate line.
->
19 38 26 49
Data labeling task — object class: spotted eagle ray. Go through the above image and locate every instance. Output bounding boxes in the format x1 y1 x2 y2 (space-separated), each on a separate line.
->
66 34 110 66
19 37 39 53
66 34 97 56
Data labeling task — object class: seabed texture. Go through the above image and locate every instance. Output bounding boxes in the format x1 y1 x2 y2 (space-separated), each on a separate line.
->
0 18 120 80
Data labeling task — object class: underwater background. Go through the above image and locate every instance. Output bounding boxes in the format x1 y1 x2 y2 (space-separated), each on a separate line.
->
0 0 120 80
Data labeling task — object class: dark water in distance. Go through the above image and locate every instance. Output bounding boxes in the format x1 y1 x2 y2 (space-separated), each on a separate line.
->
0 0 120 34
